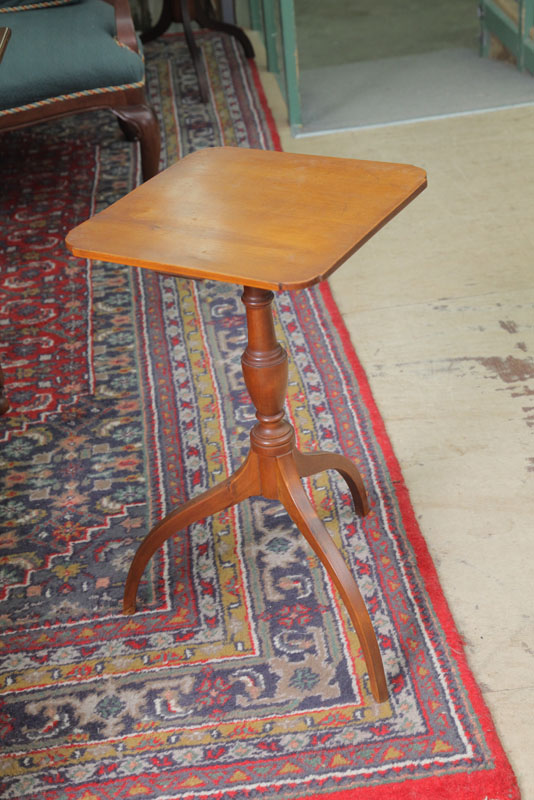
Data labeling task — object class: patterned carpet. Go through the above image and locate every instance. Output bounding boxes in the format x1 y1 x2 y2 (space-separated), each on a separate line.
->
0 33 519 800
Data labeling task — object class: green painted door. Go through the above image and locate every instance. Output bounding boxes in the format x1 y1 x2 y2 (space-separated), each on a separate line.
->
248 0 302 131
480 0 534 73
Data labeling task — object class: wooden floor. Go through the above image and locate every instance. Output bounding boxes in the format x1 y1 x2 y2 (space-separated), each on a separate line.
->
258 46 534 798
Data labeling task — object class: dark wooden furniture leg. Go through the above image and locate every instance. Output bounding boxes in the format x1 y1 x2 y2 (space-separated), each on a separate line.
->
123 285 388 703
141 0 254 58
140 0 253 103
195 0 254 58
113 104 161 181
140 0 174 43
142 0 209 102
179 0 210 102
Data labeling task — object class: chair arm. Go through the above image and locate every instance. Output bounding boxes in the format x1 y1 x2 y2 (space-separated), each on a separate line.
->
103 0 139 53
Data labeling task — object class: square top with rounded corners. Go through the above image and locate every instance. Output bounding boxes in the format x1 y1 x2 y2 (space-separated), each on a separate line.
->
66 147 426 291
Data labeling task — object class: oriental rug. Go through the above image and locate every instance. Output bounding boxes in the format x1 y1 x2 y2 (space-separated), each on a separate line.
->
0 33 520 800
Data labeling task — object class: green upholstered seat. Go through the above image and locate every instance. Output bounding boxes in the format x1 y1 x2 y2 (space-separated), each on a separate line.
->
0 0 160 181
0 0 145 113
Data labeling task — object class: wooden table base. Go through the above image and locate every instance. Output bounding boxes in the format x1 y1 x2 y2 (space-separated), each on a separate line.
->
66 148 427 708
123 285 388 704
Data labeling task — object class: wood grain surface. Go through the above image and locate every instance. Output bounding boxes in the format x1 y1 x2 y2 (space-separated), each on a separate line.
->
66 147 426 290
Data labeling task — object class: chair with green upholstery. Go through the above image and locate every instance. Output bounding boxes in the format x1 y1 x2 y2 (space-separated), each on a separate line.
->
0 0 160 181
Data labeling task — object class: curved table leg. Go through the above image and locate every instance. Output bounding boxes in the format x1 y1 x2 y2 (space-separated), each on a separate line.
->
140 0 174 43
198 17 254 57
123 452 260 613
294 449 369 517
196 0 255 58
276 453 388 703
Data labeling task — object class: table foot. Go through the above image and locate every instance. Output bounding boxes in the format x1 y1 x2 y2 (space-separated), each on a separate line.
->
276 452 388 703
294 449 369 517
123 452 260 614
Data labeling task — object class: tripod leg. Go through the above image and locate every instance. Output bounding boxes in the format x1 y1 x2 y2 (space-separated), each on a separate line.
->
276 453 388 703
195 0 255 58
181 0 210 102
140 0 174 43
294 449 369 516
123 452 260 613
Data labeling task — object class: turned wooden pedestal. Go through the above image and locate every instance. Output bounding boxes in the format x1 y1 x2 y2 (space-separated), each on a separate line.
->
66 147 426 704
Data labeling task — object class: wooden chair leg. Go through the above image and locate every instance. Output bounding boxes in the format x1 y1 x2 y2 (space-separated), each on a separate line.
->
276 452 388 703
117 116 138 142
294 449 369 517
113 104 161 181
123 452 261 614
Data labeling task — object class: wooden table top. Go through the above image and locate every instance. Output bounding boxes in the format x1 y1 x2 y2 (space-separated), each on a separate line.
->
66 147 426 291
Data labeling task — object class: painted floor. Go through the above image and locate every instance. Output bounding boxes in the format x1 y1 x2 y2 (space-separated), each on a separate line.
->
298 47 534 134
294 0 479 68
250 0 534 134
257 37 534 800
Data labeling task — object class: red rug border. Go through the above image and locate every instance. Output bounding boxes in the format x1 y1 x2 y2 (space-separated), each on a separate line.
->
249 56 519 800
249 58 284 152
316 281 520 799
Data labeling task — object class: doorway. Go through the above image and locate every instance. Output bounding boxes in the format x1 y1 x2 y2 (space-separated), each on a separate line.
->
241 0 534 135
